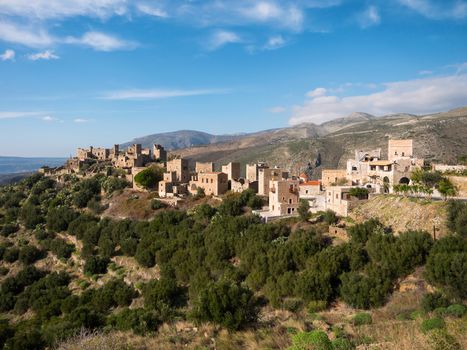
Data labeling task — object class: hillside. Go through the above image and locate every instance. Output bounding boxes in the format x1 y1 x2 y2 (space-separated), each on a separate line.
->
120 130 245 150
350 195 449 237
0 173 465 350
170 108 467 176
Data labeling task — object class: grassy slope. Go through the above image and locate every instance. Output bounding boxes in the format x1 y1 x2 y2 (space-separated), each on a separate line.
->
350 195 449 238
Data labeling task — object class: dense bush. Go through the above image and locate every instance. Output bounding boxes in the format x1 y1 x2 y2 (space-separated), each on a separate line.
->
102 176 129 194
46 207 78 232
3 247 19 263
191 280 258 330
143 277 182 310
351 312 372 326
151 199 167 210
18 245 43 264
445 304 466 318
420 317 445 333
1 223 19 237
83 256 110 275
427 329 461 350
446 200 467 237
107 308 161 335
134 167 164 189
425 235 467 298
298 199 310 221
288 330 333 350
72 177 101 208
421 292 450 312
20 203 44 229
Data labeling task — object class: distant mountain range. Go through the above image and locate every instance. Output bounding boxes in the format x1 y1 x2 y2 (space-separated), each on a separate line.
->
121 130 246 150
165 107 467 177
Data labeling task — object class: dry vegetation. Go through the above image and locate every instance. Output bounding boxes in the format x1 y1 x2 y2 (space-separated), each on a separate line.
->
350 195 449 237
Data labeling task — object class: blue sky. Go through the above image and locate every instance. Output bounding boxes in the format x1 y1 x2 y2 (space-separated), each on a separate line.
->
0 0 466 156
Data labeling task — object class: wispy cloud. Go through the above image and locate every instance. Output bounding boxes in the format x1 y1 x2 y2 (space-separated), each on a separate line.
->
27 50 59 60
74 118 91 123
207 30 242 50
398 0 467 20
238 2 304 31
101 88 229 100
0 111 47 119
0 49 15 61
136 3 168 18
0 0 128 20
419 70 433 75
264 35 287 50
0 20 54 47
65 31 137 51
290 73 467 124
358 5 381 28
41 115 59 122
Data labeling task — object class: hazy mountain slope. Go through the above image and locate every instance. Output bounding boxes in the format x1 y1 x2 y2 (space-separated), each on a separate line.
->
120 130 244 150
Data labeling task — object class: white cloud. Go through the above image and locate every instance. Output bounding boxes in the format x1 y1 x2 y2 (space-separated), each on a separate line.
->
419 70 433 75
0 0 128 20
101 88 228 100
269 106 286 113
65 31 136 51
358 5 381 28
307 87 327 98
0 111 48 119
0 20 135 51
0 49 15 61
398 0 467 19
207 30 242 50
0 20 54 47
136 3 168 18
74 118 90 123
41 115 59 122
27 50 59 61
239 1 304 31
264 35 286 50
290 74 467 125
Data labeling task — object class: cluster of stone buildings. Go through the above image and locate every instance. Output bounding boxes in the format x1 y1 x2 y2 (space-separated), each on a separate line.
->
320 139 425 216
42 138 430 220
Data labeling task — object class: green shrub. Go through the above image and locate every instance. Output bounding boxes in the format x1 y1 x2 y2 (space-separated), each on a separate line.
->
395 310 414 321
322 210 338 225
298 199 310 221
421 317 445 333
3 247 19 263
421 292 450 312
151 199 167 210
191 280 258 331
433 307 449 317
427 329 461 350
332 338 356 350
282 298 302 313
107 308 162 335
351 313 372 326
410 310 426 320
83 256 109 275
445 304 466 318
348 187 369 199
1 223 19 237
134 167 163 189
289 330 333 350
307 300 327 314
18 245 43 264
